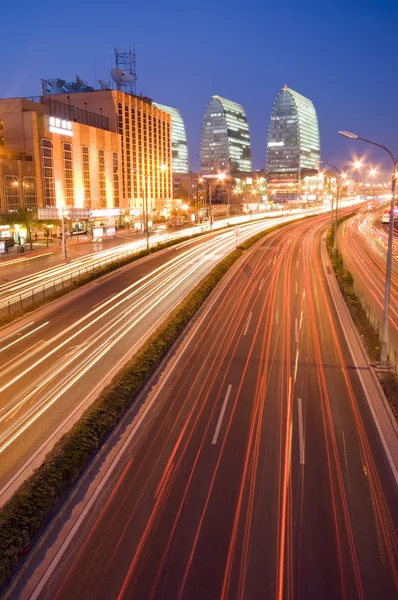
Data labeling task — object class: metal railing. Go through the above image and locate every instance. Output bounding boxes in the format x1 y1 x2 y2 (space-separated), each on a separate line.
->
354 283 398 373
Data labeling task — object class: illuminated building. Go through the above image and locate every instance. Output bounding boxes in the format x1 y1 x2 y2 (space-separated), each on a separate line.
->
0 97 120 215
153 102 188 174
0 91 173 217
46 90 173 212
267 86 320 203
200 95 252 175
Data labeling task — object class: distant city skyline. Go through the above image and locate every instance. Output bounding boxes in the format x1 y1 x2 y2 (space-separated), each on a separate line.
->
1 0 396 176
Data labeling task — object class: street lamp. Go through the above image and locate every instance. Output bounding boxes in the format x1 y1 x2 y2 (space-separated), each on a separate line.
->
132 164 167 251
203 173 226 231
320 160 362 252
339 130 398 367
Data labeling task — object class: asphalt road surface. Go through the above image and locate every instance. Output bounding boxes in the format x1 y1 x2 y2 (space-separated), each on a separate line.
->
16 215 398 599
0 217 296 501
337 204 398 359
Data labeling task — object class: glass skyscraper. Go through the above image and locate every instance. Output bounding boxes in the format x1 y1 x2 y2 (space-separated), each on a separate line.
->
200 95 252 174
267 86 320 203
153 102 189 174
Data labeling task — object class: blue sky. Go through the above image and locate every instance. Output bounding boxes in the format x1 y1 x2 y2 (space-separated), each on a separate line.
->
2 0 397 176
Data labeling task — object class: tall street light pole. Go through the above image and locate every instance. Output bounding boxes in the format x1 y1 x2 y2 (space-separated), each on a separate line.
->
320 161 361 253
339 130 398 367
132 164 167 251
320 161 341 253
204 173 225 232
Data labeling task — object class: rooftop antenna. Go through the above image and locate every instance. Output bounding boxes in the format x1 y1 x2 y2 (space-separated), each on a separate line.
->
112 47 137 95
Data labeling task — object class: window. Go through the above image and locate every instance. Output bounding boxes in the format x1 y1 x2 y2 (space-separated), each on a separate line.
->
113 152 119 208
131 107 137 198
23 177 37 210
62 142 74 207
81 146 91 208
40 139 55 207
118 102 125 198
4 175 20 212
98 149 107 208
125 105 131 198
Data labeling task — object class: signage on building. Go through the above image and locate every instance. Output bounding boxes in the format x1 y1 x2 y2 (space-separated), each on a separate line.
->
69 208 91 219
38 208 63 220
49 116 73 137
90 209 122 217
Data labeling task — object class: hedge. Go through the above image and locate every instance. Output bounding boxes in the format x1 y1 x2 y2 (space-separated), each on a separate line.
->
0 217 301 585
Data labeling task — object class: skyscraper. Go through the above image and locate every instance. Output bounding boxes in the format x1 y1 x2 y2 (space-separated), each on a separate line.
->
200 95 252 175
153 103 189 174
267 86 320 203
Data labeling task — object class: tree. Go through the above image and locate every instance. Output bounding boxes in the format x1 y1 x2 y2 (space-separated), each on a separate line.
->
0 210 60 250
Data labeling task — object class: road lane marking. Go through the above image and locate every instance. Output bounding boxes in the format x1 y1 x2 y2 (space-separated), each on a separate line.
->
26 262 245 598
295 317 299 343
0 322 34 344
212 384 232 445
0 252 53 268
294 349 299 382
243 312 253 336
295 281 298 295
92 293 116 310
299 310 303 331
0 322 49 354
259 277 264 290
297 397 305 465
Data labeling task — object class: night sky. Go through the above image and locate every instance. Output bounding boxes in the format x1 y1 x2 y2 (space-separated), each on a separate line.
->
2 0 397 177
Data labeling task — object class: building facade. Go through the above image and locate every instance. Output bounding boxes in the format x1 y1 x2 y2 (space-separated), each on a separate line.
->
0 97 120 215
200 95 252 175
153 102 188 174
0 90 173 217
47 90 173 212
267 86 320 203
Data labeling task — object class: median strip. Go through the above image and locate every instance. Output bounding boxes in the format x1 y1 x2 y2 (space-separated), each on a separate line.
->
0 217 304 586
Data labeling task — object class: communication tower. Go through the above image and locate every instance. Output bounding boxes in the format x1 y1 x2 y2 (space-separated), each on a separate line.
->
112 47 137 95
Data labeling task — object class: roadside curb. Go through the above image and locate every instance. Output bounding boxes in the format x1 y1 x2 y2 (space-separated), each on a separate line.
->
321 234 398 485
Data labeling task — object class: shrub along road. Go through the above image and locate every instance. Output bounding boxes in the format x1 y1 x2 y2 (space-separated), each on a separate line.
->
8 213 398 600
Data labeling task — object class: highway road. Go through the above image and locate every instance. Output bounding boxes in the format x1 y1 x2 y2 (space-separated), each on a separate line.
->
0 216 301 502
0 213 280 316
337 203 398 363
15 215 398 599
0 209 335 317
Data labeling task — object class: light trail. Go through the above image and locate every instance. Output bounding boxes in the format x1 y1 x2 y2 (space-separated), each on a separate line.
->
0 211 316 314
0 219 278 463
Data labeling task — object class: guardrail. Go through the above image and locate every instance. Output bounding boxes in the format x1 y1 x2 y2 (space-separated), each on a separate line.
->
0 224 225 318
0 211 308 320
1 241 151 318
